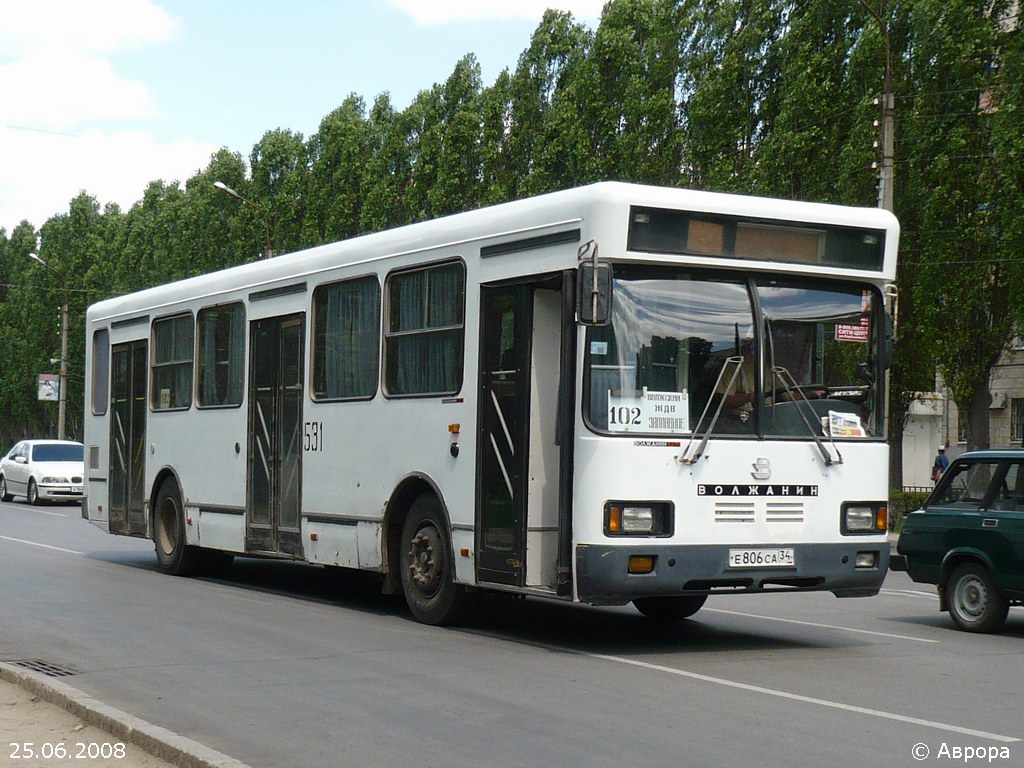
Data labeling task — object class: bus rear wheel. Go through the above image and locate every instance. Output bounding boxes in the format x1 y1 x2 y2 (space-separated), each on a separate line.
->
153 477 205 576
400 494 467 626
633 595 707 622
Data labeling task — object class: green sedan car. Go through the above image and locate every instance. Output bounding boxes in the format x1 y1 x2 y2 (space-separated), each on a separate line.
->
892 450 1024 633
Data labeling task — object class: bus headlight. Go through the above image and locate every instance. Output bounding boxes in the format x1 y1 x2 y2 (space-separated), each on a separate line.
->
605 502 672 536
842 502 887 535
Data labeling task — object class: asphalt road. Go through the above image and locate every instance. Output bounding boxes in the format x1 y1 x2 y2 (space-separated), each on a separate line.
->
1 498 1021 768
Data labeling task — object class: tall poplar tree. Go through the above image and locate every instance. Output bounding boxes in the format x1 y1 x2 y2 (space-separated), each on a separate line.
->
904 0 1022 450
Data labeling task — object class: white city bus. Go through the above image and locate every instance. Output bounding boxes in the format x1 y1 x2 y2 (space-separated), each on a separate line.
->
83 182 898 624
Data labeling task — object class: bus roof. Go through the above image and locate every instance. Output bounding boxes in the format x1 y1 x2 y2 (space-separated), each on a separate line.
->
87 181 898 323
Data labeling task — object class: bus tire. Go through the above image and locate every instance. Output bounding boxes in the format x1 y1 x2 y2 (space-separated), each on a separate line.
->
153 477 203 576
400 494 467 626
633 595 707 622
946 563 1009 633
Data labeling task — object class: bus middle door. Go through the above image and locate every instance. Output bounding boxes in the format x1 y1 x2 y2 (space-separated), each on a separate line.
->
247 313 304 558
109 339 147 537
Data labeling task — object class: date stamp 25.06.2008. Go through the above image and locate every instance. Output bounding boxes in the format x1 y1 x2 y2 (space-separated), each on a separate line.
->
9 742 127 761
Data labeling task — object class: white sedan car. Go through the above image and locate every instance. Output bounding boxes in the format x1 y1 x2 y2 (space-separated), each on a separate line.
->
0 439 85 505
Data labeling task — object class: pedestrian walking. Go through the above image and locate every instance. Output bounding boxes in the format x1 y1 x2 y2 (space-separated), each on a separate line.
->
932 445 949 483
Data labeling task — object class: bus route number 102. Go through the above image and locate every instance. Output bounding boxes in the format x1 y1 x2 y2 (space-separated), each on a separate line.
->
609 406 642 427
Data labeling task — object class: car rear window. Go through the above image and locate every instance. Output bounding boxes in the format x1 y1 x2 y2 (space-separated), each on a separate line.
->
32 444 84 462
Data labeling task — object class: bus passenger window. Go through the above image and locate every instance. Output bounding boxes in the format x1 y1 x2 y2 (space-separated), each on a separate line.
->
92 328 110 415
151 313 194 410
313 276 381 400
385 262 465 396
197 303 245 407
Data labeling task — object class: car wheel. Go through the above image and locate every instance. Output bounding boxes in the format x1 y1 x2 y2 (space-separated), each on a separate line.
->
399 494 468 626
947 562 1010 633
0 475 12 502
633 595 708 622
153 477 204 576
27 478 42 506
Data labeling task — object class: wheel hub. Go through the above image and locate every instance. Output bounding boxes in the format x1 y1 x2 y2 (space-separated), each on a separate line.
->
407 527 442 596
955 576 986 619
157 498 178 557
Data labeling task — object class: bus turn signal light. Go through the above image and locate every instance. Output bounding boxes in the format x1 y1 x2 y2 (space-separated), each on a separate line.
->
876 506 888 532
608 506 622 533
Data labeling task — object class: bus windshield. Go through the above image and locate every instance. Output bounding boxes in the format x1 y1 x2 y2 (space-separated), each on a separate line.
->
584 267 883 439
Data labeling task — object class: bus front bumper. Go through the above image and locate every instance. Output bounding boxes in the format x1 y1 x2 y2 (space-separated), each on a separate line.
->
575 542 891 604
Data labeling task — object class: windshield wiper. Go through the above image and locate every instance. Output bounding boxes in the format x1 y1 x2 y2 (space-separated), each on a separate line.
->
764 314 842 466
771 365 843 466
678 356 743 465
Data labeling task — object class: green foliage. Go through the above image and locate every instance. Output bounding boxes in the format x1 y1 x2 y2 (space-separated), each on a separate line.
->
251 128 310 254
507 10 594 196
888 489 931 531
681 0 787 191
901 0 1022 449
0 0 1021 460
305 95 370 242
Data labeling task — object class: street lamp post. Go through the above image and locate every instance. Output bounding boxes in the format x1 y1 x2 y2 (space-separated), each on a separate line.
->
29 253 69 441
213 181 274 259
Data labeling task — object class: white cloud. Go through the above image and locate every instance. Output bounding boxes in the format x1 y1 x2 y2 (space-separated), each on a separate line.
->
387 0 606 25
0 0 177 56
0 0 195 231
0 126 216 232
0 50 158 131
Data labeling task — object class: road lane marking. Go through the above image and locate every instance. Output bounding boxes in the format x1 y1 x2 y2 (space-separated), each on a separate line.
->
704 607 940 643
881 588 940 600
0 535 84 555
588 652 1020 743
26 508 69 517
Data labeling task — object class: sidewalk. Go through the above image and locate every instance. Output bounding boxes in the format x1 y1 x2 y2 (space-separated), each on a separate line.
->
0 663 251 768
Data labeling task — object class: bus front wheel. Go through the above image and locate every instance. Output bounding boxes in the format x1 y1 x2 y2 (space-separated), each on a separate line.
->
633 595 707 622
400 494 467 626
153 477 204 576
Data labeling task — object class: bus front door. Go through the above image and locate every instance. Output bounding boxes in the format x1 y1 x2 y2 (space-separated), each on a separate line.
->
247 314 304 557
109 340 147 537
477 285 533 586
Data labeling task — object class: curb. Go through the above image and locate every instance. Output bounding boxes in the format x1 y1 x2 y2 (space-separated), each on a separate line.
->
0 662 253 768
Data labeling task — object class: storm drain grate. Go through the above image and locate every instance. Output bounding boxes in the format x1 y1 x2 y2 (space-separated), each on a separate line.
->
5 659 78 677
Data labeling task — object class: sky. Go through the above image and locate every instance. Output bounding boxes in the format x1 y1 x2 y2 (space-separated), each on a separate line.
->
0 0 604 234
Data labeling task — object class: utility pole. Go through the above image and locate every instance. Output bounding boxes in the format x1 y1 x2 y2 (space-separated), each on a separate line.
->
58 294 68 440
860 0 894 213
879 40 895 213
29 252 69 440
859 0 901 491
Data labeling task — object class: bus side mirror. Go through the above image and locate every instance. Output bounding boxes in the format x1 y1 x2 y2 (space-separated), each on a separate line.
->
577 262 613 326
